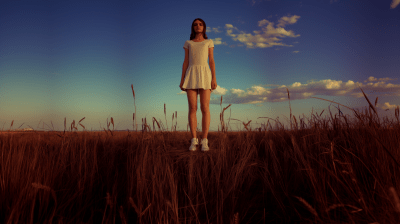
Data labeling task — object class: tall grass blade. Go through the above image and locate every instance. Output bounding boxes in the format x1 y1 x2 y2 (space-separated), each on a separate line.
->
110 117 114 131
131 84 137 131
286 88 292 130
357 84 378 116
389 187 400 213
164 103 168 131
294 196 319 218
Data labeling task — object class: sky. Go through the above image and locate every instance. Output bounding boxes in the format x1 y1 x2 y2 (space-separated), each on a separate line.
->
0 0 399 132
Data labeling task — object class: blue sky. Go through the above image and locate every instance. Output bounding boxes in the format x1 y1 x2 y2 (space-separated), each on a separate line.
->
1 0 399 132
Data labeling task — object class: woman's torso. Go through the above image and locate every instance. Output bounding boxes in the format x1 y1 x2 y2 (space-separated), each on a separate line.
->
187 39 209 66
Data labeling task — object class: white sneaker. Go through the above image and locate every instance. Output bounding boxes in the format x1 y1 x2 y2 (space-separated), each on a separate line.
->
189 138 199 151
200 138 209 151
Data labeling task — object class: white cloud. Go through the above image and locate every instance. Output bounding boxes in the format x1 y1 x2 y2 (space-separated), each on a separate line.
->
207 27 223 33
204 77 400 107
367 76 377 82
210 37 228 46
292 82 301 87
379 102 400 110
221 15 301 49
212 85 228 95
231 88 245 96
247 85 270 95
365 76 397 82
345 80 355 86
391 0 400 9
302 92 314 97
276 15 301 27
324 79 342 89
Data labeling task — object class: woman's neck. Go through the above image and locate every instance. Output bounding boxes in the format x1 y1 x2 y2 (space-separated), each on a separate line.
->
194 34 204 40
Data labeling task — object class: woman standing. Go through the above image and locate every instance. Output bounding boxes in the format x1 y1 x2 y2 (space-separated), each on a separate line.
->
179 18 217 151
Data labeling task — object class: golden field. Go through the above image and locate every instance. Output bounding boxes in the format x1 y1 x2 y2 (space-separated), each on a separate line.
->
0 85 399 224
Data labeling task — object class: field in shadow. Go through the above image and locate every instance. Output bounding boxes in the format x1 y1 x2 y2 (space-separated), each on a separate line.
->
0 86 399 223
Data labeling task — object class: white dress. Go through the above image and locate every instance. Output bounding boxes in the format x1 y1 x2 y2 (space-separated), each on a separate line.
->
182 39 214 93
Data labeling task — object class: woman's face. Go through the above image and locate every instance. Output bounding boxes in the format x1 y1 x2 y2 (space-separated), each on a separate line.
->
193 20 203 34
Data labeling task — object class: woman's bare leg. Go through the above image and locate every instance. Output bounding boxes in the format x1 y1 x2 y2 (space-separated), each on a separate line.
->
187 89 198 139
200 89 211 139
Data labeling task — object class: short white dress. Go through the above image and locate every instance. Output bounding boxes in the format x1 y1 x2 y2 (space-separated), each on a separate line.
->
182 39 214 94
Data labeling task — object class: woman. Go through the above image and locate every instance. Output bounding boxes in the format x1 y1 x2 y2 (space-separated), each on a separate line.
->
179 18 217 152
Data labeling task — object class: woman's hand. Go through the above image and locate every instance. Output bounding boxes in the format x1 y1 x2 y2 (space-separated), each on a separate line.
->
179 80 185 91
211 79 217 90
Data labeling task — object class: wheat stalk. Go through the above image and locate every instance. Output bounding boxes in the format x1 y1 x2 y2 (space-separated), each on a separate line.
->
292 115 298 130
219 95 232 132
243 120 252 131
71 120 75 132
325 204 362 213
233 212 239 224
133 113 135 131
131 84 137 132
78 117 86 131
220 96 223 132
106 192 113 208
294 196 319 218
286 88 292 130
79 117 85 123
129 197 140 215
129 197 152 217
32 182 52 191
331 141 336 175
310 97 353 111
389 187 400 213
119 205 127 224
79 123 85 130
153 117 161 132
111 117 114 131
164 103 168 131
32 182 58 222
175 111 177 131
357 83 378 116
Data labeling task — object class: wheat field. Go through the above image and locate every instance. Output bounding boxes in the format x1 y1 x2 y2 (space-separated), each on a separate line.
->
0 85 399 223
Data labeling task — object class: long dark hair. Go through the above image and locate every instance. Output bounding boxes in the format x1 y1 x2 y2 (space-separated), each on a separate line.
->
190 18 208 40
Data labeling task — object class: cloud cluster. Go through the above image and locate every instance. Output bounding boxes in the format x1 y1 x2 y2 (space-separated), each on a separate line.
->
208 0 398 50
178 76 400 110
207 15 301 50
391 0 400 9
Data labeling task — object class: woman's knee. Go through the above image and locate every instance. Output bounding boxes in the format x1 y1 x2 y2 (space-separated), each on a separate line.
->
200 105 209 113
189 107 197 113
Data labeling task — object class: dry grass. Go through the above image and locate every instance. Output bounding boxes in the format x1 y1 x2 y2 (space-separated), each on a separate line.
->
0 85 400 223
390 187 400 213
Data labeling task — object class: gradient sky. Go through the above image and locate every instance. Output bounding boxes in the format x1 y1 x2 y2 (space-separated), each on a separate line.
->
1 0 399 132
